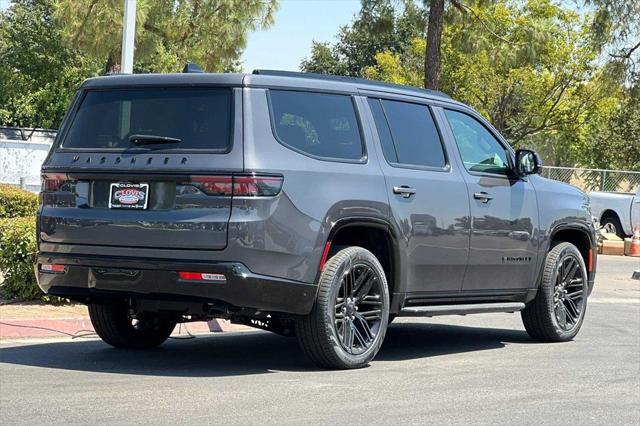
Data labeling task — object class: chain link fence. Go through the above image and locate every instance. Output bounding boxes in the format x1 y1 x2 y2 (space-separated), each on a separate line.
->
543 166 640 193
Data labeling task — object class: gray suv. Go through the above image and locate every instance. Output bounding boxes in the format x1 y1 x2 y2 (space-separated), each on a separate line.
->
36 70 597 369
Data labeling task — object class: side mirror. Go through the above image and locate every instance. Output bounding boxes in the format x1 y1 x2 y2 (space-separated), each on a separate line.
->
515 149 542 176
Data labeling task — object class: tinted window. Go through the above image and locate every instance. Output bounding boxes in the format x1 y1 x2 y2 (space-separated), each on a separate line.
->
444 110 510 175
367 99 397 163
63 88 232 151
378 99 446 168
270 90 363 160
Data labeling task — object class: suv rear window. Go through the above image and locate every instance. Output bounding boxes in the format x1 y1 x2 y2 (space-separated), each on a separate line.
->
62 88 233 151
269 90 364 161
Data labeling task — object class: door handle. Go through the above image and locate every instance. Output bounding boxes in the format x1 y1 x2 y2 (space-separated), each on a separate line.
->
473 191 493 203
393 186 417 198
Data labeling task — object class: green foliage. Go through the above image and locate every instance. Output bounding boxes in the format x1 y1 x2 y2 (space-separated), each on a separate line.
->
55 0 279 73
301 0 425 76
330 0 639 168
0 184 39 219
581 81 640 171
0 0 102 129
0 216 41 301
0 0 278 129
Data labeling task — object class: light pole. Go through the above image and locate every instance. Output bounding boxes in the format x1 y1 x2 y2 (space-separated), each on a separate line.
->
120 0 136 73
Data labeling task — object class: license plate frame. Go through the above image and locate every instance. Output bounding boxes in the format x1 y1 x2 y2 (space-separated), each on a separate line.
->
109 183 149 210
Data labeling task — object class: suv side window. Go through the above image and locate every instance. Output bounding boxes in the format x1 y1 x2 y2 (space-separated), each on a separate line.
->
444 109 511 176
368 98 446 169
269 90 364 161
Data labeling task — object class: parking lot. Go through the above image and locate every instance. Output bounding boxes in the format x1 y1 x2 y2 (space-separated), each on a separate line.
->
1 255 638 425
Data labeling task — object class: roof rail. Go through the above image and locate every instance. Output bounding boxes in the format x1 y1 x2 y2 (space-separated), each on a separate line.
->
252 69 451 99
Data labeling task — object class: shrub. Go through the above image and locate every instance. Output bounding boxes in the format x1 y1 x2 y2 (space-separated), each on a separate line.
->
0 216 42 300
0 184 39 219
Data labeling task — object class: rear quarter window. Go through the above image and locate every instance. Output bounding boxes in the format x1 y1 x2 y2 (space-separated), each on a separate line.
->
269 90 364 161
62 87 233 151
374 99 446 169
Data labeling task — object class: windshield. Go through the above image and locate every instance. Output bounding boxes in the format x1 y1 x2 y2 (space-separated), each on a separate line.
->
62 87 233 151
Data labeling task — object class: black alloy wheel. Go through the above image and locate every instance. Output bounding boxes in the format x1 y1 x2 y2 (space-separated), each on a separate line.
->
334 263 384 355
552 253 586 332
521 242 589 342
296 246 390 369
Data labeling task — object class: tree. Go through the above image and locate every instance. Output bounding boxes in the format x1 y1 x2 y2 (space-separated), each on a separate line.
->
582 79 640 171
364 0 623 166
424 0 444 89
55 0 279 73
0 0 101 129
301 0 425 76
592 0 640 86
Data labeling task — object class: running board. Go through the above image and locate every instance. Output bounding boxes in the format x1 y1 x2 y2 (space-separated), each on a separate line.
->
398 302 526 317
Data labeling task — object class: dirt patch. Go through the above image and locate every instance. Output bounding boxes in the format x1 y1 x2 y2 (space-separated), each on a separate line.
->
0 302 88 320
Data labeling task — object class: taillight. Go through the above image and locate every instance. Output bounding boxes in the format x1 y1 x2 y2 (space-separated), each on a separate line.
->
233 175 283 196
40 264 67 273
188 175 283 197
190 176 233 196
42 173 70 192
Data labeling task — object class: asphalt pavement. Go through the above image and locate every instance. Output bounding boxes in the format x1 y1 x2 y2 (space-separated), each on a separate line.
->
1 255 638 425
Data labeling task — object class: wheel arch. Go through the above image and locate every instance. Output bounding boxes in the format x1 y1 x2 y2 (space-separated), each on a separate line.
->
547 223 596 288
320 218 401 308
600 209 620 223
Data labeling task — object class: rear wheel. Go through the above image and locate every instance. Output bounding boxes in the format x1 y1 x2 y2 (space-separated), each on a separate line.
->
296 247 389 369
521 242 588 342
601 214 625 238
88 302 176 349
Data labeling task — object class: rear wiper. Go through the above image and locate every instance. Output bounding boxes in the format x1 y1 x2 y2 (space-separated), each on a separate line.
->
129 134 182 145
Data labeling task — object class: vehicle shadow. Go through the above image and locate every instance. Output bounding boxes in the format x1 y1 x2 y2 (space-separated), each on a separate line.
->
0 323 533 377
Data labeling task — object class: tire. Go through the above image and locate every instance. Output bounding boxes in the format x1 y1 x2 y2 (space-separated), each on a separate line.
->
521 242 588 342
88 302 176 349
296 247 390 369
601 214 625 239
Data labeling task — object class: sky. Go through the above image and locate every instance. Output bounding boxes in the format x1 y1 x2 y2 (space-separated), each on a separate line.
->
241 0 361 72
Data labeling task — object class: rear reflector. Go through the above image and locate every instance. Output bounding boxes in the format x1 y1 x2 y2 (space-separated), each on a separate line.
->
178 271 226 282
319 241 332 271
188 175 283 197
40 264 67 273
587 248 594 272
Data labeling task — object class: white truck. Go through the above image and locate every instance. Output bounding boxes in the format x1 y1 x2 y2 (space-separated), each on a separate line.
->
590 185 640 238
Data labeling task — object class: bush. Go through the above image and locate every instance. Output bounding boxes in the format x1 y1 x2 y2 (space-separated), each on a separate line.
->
0 216 42 300
0 184 39 218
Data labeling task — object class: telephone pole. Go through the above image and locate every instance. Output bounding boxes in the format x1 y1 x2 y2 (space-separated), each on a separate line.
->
121 0 136 73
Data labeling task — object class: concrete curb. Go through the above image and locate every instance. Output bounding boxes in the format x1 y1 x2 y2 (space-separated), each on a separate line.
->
0 317 232 339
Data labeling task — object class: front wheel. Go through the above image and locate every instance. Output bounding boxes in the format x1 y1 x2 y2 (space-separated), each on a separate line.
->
88 302 176 349
521 242 588 342
296 247 390 369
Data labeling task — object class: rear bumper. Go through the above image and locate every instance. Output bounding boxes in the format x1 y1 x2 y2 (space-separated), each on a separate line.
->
35 253 317 315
